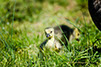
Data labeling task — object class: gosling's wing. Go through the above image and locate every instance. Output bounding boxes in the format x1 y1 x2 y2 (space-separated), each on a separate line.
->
88 0 101 30
54 25 74 46
54 25 74 37
54 25 66 40
54 39 62 49
40 39 48 50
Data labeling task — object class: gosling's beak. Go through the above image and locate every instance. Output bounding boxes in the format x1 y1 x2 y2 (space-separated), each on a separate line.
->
46 34 50 38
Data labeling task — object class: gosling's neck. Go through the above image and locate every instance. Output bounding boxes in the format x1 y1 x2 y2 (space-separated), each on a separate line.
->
46 36 55 48
48 36 54 42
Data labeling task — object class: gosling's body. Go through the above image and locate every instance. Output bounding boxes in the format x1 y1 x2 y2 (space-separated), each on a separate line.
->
40 25 80 51
45 37 55 48
45 38 62 49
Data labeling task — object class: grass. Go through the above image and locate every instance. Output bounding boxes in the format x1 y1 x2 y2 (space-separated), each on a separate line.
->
0 0 101 67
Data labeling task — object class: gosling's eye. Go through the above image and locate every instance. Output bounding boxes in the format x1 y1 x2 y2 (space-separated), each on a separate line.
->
78 33 80 36
50 31 52 33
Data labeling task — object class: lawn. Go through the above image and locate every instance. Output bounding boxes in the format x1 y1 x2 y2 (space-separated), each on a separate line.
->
0 0 101 67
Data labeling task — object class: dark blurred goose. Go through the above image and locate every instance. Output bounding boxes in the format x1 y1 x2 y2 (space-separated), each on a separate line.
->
88 0 101 31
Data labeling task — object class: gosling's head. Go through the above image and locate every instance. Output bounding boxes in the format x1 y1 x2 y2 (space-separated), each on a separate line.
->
44 27 54 39
73 28 80 41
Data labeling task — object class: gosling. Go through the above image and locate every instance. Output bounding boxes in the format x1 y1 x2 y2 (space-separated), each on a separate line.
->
40 25 80 51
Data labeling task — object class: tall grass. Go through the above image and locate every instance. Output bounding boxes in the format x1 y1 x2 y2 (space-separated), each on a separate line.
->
0 0 101 67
